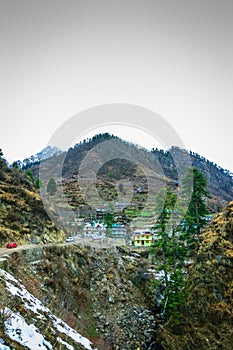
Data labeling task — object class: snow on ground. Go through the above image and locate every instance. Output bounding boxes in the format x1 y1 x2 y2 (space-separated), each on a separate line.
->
0 345 11 350
57 337 74 350
4 308 52 350
0 340 11 350
0 337 11 349
53 317 96 350
0 269 97 350
4 279 49 315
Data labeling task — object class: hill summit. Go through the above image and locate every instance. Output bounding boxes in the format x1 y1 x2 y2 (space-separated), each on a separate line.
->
27 133 233 211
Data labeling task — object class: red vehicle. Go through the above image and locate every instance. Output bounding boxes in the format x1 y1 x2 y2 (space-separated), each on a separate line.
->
6 242 17 249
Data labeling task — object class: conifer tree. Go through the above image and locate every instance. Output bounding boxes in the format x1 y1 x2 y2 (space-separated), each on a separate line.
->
36 178 42 189
0 149 4 167
182 167 210 250
0 149 7 174
12 161 19 169
25 169 34 182
152 190 186 320
47 178 57 195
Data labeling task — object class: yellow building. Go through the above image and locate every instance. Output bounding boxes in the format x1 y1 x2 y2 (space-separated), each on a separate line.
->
133 230 153 247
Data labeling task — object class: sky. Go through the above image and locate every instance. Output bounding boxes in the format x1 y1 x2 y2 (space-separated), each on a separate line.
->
0 0 233 171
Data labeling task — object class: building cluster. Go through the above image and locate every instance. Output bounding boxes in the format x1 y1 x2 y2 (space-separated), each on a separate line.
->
66 218 155 248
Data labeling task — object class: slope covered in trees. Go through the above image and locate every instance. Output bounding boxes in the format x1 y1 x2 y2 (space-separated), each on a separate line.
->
156 201 233 349
26 134 232 212
152 147 233 209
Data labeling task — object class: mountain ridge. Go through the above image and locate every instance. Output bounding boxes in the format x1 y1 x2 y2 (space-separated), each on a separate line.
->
25 134 233 210
14 145 62 170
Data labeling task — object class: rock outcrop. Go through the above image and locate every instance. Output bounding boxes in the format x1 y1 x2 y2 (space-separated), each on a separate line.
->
0 244 156 350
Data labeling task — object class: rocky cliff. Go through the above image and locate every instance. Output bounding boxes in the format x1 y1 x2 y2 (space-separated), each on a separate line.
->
0 244 156 350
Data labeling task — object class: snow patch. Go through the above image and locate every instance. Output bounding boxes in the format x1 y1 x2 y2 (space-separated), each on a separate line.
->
53 317 95 350
4 308 52 350
15 146 62 169
57 337 74 350
0 269 97 350
0 270 18 283
0 345 11 350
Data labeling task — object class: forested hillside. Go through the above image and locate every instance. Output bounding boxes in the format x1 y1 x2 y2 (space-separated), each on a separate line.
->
152 147 233 208
26 134 232 212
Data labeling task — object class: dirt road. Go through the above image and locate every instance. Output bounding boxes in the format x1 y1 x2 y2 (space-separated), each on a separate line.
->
0 237 127 258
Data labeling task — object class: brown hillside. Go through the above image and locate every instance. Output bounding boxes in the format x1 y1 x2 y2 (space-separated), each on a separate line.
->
0 159 64 245
28 136 232 213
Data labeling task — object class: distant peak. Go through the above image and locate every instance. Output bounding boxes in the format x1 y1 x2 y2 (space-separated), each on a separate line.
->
13 146 62 169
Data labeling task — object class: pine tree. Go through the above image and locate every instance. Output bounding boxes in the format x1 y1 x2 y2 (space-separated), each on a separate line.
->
104 212 114 228
47 178 57 195
151 170 211 320
36 178 42 189
182 167 210 250
151 190 186 320
0 149 4 167
12 161 19 169
0 149 7 176
25 169 34 182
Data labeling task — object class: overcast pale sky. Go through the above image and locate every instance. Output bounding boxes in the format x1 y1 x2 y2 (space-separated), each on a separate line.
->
1 0 233 171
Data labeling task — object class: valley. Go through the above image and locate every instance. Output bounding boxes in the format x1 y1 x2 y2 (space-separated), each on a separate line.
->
0 135 233 349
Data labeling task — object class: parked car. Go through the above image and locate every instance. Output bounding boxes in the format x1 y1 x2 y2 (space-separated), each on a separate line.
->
6 242 17 249
65 237 75 242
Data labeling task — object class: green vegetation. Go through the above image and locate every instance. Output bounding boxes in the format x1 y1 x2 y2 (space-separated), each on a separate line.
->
124 209 153 218
35 177 42 189
0 148 6 169
0 148 3 164
108 172 114 180
151 168 210 322
157 201 233 349
182 167 211 243
25 169 34 182
12 161 19 169
151 190 186 321
104 212 114 228
47 177 57 195
85 302 99 339
24 170 42 190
